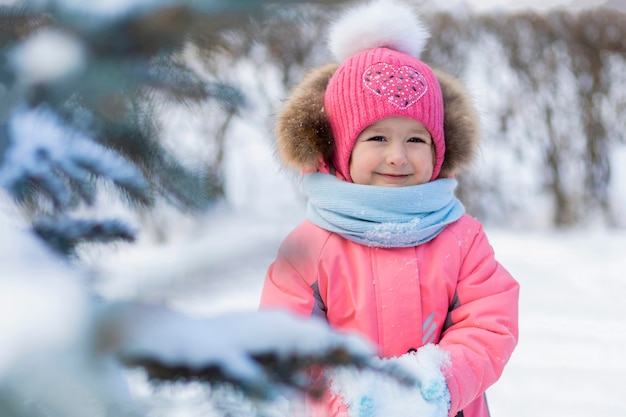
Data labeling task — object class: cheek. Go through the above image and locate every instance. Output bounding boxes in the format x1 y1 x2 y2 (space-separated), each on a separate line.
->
411 147 435 176
348 146 377 183
348 155 366 176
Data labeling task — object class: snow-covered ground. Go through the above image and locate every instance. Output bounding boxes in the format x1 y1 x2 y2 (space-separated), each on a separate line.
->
485 229 626 417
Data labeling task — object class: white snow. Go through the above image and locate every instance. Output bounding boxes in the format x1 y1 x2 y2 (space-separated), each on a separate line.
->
0 200 88 377
10 29 84 84
332 345 451 417
486 229 626 417
108 304 375 381
0 107 147 202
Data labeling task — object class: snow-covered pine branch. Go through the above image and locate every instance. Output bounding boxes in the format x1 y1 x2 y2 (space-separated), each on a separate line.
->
1 107 151 210
33 217 136 255
97 304 417 402
99 305 372 396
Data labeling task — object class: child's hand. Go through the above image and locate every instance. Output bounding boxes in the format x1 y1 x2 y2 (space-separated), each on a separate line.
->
331 344 451 417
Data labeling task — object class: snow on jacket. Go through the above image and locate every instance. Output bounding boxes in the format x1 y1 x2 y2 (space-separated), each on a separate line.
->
260 213 519 417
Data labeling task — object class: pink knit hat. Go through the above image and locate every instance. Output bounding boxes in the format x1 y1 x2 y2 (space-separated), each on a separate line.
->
323 0 445 182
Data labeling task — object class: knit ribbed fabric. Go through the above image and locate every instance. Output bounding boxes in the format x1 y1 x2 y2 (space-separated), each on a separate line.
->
324 47 445 182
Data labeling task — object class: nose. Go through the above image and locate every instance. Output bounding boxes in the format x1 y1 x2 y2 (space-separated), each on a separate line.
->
385 141 408 166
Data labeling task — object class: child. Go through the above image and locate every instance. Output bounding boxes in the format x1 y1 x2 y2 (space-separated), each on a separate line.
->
260 1 519 416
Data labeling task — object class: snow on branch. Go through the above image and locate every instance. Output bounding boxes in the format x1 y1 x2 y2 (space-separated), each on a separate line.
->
97 304 412 401
0 107 151 210
33 217 136 255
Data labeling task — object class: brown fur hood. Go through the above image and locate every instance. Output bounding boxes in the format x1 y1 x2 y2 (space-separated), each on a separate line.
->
274 63 479 179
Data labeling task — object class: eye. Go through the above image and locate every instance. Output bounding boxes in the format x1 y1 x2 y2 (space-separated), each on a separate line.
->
367 136 386 142
407 136 428 144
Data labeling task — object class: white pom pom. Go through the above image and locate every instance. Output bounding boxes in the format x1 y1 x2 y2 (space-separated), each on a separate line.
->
328 0 430 62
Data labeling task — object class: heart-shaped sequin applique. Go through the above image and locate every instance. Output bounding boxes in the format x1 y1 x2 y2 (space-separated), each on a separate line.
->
362 63 428 108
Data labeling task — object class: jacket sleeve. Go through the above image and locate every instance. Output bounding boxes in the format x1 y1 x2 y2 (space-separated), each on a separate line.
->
259 224 328 321
439 219 520 417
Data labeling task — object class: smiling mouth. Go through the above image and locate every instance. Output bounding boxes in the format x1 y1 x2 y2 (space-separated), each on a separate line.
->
378 173 409 179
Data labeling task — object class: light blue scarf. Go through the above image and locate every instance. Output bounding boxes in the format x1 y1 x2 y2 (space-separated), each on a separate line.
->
302 173 465 247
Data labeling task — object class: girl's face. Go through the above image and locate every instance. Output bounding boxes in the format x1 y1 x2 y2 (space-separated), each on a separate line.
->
349 116 435 187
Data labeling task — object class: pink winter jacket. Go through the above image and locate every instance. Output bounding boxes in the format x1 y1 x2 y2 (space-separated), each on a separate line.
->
260 213 519 417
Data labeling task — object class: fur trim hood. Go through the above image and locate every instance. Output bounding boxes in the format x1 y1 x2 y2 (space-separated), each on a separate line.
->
275 64 479 179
